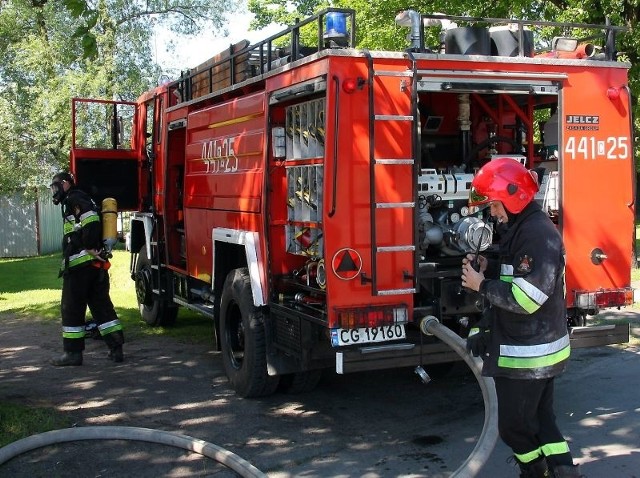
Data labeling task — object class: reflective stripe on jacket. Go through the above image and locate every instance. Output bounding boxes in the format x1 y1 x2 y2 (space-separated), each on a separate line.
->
479 202 569 379
60 189 102 273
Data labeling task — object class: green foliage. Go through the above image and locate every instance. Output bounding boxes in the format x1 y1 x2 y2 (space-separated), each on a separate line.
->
0 0 240 193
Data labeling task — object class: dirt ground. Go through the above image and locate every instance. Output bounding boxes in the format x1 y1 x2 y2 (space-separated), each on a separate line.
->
0 313 245 477
2 309 640 478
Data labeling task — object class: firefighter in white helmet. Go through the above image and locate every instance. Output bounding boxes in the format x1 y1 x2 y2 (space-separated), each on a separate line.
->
461 158 582 478
49 171 125 366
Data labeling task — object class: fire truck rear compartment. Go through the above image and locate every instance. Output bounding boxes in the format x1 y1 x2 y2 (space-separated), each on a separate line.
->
68 9 633 393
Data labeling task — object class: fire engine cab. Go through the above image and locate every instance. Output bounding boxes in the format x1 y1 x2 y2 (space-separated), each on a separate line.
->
69 9 634 397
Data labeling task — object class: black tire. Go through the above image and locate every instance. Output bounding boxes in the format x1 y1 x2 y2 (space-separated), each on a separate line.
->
219 268 279 398
134 246 178 326
278 369 324 394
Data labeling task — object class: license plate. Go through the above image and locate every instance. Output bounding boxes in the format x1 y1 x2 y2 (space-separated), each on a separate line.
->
331 324 406 347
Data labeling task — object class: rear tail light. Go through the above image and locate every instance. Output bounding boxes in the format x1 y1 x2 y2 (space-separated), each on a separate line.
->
335 305 408 329
574 288 634 310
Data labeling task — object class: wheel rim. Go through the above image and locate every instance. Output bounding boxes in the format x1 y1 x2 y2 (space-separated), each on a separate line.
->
225 301 245 370
135 268 153 305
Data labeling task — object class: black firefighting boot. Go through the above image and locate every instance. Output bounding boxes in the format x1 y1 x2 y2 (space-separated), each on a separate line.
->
552 464 585 478
103 330 124 363
517 456 552 478
50 351 83 366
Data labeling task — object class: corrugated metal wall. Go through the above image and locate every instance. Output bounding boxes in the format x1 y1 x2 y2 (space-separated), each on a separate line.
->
36 189 62 254
0 189 62 258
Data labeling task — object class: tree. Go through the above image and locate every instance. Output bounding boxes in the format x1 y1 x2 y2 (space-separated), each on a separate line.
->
0 0 240 193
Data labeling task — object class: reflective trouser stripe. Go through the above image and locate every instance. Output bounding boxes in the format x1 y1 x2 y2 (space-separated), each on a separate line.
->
99 319 123 336
62 326 85 339
541 441 570 457
515 447 542 464
515 441 570 464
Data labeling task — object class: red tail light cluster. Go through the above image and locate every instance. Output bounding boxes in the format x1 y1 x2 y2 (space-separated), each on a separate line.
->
574 288 634 310
335 305 408 329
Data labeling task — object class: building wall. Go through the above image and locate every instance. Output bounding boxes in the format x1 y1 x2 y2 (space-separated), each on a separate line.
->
0 189 62 258
36 189 62 255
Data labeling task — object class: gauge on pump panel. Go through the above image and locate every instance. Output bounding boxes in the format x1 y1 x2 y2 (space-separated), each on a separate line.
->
460 206 469 217
450 212 461 223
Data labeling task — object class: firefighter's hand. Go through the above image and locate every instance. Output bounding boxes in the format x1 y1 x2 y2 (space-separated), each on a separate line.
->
461 260 485 292
87 249 106 262
462 254 488 273
466 327 490 358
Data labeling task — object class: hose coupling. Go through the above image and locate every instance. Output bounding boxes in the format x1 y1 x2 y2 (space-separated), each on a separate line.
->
419 315 440 336
414 366 432 384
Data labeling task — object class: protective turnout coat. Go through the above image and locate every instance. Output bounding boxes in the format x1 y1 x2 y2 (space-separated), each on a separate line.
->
478 201 570 379
60 188 102 273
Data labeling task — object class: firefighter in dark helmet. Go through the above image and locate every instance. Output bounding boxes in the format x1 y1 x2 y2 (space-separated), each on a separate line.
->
49 171 125 366
461 158 582 478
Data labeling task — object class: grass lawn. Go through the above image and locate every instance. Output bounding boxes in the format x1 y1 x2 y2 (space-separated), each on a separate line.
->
0 247 214 343
0 402 72 448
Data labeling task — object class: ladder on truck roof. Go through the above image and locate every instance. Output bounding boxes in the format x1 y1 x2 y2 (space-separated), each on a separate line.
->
363 52 419 296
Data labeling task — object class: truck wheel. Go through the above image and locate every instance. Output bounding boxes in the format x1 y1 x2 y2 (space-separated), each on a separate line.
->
134 246 178 326
278 370 323 394
220 268 279 398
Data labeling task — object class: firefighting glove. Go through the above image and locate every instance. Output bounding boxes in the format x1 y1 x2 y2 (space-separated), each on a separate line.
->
466 327 490 358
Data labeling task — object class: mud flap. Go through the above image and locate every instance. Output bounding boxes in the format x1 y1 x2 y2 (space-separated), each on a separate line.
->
569 324 630 349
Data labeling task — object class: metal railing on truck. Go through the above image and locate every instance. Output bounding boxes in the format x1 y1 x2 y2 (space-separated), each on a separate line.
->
399 12 626 60
172 8 357 103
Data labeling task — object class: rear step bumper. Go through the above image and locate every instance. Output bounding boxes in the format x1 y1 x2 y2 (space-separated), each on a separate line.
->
569 323 630 348
336 342 460 374
335 324 630 374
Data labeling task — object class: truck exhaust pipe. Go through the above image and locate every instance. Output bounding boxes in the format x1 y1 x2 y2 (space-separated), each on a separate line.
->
419 316 499 477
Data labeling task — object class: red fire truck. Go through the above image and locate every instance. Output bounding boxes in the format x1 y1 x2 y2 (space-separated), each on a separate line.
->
69 9 634 397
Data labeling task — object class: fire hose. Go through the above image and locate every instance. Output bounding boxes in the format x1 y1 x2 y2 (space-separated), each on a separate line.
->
0 426 266 478
0 319 496 477
419 315 499 478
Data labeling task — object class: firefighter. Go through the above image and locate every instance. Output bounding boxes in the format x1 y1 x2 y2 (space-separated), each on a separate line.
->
49 172 125 366
460 158 582 478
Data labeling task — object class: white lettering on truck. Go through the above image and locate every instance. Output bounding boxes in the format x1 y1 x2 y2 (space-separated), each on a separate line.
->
564 136 629 160
201 136 239 173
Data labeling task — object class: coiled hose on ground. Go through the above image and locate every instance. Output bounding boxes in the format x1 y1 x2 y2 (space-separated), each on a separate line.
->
419 315 499 478
0 426 266 478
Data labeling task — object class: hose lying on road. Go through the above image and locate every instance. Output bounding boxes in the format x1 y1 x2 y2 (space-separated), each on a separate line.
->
420 315 499 478
0 425 266 478
1 319 497 478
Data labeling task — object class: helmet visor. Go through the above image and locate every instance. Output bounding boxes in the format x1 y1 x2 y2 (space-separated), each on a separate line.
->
468 186 489 206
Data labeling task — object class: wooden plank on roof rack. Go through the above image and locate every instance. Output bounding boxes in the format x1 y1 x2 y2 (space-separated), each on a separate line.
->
191 39 250 99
